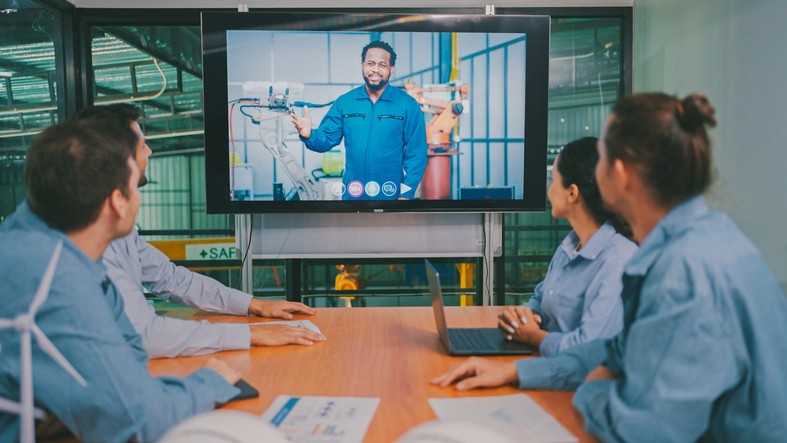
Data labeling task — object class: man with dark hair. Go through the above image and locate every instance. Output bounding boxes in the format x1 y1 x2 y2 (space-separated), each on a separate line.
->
291 40 427 200
0 120 242 442
69 104 150 187
24 116 139 232
72 104 323 358
360 40 398 75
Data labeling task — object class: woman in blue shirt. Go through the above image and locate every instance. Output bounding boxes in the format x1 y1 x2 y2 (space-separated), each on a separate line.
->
498 137 637 356
433 92 787 442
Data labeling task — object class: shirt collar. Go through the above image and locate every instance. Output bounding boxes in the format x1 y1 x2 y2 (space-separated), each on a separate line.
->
352 84 395 102
9 202 109 277
560 221 617 261
581 221 617 259
624 195 710 276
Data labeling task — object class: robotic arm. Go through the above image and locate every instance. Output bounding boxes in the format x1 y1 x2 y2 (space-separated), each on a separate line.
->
404 82 470 151
404 82 470 200
232 81 323 201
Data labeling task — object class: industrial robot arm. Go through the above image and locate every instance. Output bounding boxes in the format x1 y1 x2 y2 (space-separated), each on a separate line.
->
232 81 325 201
404 82 470 150
257 115 322 201
403 82 470 200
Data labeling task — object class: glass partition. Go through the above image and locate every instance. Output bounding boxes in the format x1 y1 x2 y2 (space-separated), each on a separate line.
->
0 2 63 221
502 16 625 304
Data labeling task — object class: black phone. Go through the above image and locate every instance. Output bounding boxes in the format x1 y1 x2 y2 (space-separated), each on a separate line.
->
230 379 259 402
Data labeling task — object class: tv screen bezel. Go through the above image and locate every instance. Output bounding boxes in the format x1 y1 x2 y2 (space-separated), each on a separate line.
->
202 11 550 214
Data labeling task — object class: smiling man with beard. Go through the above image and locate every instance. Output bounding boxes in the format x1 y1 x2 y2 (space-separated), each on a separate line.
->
291 41 427 200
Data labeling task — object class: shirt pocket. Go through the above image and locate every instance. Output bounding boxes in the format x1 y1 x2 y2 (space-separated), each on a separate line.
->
374 114 406 160
377 114 405 140
545 288 584 329
342 113 367 147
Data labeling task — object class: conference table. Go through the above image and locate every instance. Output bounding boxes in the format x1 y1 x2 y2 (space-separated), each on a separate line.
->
149 306 595 442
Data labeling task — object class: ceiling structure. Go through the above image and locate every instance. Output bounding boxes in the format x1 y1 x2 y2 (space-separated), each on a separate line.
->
67 0 631 8
0 3 623 156
0 4 206 155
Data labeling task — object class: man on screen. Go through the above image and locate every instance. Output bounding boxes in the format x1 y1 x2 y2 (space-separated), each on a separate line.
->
291 40 428 200
73 105 324 359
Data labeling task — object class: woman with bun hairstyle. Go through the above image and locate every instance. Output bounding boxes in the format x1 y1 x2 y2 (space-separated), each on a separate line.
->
497 137 637 356
434 92 787 443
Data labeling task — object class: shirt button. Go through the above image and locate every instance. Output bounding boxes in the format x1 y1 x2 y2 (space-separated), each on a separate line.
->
548 290 554 296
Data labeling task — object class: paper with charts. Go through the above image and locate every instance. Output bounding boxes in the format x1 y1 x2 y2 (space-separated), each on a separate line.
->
428 394 578 443
261 395 380 443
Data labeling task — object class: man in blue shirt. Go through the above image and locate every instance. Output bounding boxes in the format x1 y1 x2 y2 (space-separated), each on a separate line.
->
0 120 241 442
291 40 427 200
74 105 324 358
432 93 787 442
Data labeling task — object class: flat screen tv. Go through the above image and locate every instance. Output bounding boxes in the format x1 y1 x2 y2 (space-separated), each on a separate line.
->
202 11 549 213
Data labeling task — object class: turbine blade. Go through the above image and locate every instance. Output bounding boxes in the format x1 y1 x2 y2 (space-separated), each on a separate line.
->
30 324 87 387
29 241 63 315
0 398 45 419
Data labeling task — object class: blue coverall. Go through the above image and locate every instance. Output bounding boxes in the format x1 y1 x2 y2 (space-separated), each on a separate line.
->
301 85 427 200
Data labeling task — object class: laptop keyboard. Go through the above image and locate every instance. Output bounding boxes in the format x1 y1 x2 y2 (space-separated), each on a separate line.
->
449 329 495 351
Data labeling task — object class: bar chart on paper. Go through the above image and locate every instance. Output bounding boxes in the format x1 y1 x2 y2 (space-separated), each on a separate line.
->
262 395 380 443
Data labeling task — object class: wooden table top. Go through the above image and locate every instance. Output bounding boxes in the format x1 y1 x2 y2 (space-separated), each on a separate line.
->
149 306 594 443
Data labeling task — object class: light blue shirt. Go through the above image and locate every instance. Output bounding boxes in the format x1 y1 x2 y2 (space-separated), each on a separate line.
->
517 196 787 442
0 203 239 442
527 222 637 356
103 229 252 358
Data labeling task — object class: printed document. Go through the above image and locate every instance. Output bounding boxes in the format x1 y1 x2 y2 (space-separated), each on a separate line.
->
261 395 379 443
429 394 577 443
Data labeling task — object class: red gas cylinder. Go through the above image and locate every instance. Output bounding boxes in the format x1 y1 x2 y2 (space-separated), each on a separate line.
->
420 151 454 200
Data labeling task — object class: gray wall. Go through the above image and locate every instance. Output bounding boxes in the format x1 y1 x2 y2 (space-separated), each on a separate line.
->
633 0 787 292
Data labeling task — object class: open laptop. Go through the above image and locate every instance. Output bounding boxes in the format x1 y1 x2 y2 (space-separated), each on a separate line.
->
426 260 535 356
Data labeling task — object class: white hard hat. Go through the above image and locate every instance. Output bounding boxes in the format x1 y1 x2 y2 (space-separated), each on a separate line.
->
158 410 286 443
396 419 516 443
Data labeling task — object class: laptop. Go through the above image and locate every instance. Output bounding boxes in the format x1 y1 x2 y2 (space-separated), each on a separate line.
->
426 260 535 356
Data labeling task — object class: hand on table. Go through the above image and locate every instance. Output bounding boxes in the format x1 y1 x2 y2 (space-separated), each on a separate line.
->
248 299 316 320
431 357 519 391
497 306 546 346
249 324 325 347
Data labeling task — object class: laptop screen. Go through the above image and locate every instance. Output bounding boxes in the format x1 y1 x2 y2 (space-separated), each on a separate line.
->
425 260 452 350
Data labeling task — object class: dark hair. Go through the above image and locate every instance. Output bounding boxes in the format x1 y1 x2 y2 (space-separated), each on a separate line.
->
557 137 607 224
71 103 141 127
361 41 397 66
24 120 137 232
604 92 717 206
558 137 630 237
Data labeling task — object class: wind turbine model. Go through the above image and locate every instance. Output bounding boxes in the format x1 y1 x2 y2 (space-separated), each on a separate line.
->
0 241 88 443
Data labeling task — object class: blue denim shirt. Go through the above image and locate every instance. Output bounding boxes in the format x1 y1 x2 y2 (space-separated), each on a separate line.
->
301 84 427 200
0 203 239 442
527 222 637 356
516 196 787 442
